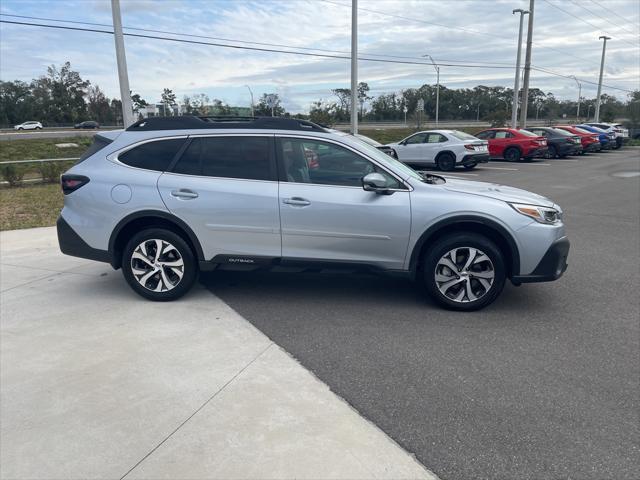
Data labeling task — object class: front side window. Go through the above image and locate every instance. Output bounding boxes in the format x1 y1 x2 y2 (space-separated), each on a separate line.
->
277 138 401 188
171 136 274 181
119 138 185 171
404 133 428 145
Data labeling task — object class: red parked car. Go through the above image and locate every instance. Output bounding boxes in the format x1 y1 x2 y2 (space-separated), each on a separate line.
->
554 125 601 154
474 128 548 161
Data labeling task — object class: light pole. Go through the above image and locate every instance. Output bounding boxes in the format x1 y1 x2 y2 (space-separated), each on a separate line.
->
350 0 358 134
423 54 440 126
594 35 611 122
511 9 529 129
476 103 481 121
568 75 581 121
519 0 535 128
111 0 134 127
587 104 593 120
244 85 254 117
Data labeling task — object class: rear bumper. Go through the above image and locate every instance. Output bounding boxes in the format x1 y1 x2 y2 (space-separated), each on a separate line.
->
584 142 600 152
461 153 489 165
57 216 111 264
512 236 570 284
526 147 548 158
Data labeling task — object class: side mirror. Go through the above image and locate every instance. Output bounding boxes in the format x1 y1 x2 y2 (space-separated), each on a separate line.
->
362 172 392 194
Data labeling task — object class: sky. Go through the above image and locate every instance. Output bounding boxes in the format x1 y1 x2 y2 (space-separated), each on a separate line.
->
0 0 638 113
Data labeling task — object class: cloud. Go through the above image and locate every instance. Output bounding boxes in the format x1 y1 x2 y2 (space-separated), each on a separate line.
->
0 0 638 113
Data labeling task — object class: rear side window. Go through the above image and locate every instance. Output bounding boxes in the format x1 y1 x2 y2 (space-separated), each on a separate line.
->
171 136 274 181
494 131 513 139
76 134 113 164
118 138 185 171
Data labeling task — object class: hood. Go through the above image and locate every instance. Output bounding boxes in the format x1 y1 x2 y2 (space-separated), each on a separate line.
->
442 178 556 207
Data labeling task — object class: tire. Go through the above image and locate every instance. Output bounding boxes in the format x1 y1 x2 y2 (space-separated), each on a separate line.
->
422 233 506 311
463 163 477 170
390 149 398 159
122 228 197 301
546 145 557 159
17 127 23 131
503 147 521 162
36 126 42 130
436 152 456 171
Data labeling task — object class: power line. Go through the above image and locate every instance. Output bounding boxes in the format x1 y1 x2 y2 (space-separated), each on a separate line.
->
0 19 515 69
568 0 638 36
317 0 607 68
0 12 514 68
531 65 634 93
540 0 638 48
0 18 634 94
588 0 640 26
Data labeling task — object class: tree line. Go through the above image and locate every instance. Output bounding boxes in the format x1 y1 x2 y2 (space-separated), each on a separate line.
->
1 62 637 127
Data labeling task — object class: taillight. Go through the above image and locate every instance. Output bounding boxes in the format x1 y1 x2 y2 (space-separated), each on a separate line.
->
464 144 475 151
61 174 90 194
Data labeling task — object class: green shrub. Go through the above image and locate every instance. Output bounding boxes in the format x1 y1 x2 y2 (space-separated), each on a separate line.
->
1 164 27 187
36 161 65 183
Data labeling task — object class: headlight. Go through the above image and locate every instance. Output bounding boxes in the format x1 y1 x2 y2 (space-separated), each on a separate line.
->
510 203 562 224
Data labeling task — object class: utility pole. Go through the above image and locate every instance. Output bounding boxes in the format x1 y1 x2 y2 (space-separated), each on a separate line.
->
111 0 134 127
476 103 480 121
519 0 535 128
244 85 254 117
350 0 358 134
423 54 440 126
594 36 611 122
569 75 581 121
511 9 529 129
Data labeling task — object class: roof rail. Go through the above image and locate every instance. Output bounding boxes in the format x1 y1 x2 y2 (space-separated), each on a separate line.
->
125 115 327 132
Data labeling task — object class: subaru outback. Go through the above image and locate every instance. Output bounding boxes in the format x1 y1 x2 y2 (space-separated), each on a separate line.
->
57 116 569 311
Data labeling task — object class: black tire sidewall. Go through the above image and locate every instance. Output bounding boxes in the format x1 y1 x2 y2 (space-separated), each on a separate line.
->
504 147 520 162
422 233 506 311
548 145 557 158
122 228 197 301
437 153 456 171
463 163 477 170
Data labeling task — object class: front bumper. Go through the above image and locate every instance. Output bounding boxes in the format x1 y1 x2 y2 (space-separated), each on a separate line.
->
512 236 570 284
584 142 600 152
461 153 489 165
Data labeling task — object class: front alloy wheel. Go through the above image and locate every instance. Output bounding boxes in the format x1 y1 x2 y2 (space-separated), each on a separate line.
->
423 233 506 310
435 247 494 303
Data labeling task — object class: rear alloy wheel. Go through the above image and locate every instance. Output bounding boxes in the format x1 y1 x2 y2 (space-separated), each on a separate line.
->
122 228 197 301
423 233 506 311
503 147 521 162
437 152 456 171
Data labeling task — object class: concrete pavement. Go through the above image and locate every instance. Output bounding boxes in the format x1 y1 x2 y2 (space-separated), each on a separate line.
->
0 227 435 480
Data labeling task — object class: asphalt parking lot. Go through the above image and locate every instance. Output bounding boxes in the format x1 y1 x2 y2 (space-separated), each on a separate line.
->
201 147 640 479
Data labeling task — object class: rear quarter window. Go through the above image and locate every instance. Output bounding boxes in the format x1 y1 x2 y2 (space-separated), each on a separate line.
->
118 138 186 171
76 134 113 164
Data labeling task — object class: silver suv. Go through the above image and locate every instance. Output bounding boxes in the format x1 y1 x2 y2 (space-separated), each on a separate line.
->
57 116 569 311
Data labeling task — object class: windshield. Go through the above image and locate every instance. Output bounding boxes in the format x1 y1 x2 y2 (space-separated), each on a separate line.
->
346 135 425 182
449 130 479 141
519 129 539 137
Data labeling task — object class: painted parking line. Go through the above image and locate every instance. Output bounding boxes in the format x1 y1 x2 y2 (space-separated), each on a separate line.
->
480 166 519 171
443 173 479 177
520 162 551 166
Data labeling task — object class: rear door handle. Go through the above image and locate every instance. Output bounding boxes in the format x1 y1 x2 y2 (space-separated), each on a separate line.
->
171 189 199 199
283 197 311 206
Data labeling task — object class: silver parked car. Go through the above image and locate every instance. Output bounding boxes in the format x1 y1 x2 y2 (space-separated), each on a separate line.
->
57 116 569 311
14 121 43 130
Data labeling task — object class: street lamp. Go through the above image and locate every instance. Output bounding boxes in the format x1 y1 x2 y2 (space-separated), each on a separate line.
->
511 9 529 129
569 75 582 121
423 54 440 126
244 85 254 117
594 36 611 122
587 104 593 120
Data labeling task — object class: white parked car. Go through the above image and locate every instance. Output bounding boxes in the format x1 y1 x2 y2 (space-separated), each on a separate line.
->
14 121 43 130
583 122 628 149
385 130 489 171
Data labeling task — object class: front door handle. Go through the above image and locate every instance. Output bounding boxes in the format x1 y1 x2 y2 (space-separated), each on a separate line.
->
171 189 199 199
283 197 311 206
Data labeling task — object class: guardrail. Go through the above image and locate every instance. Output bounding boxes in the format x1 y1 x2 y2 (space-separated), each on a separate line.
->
0 157 80 165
